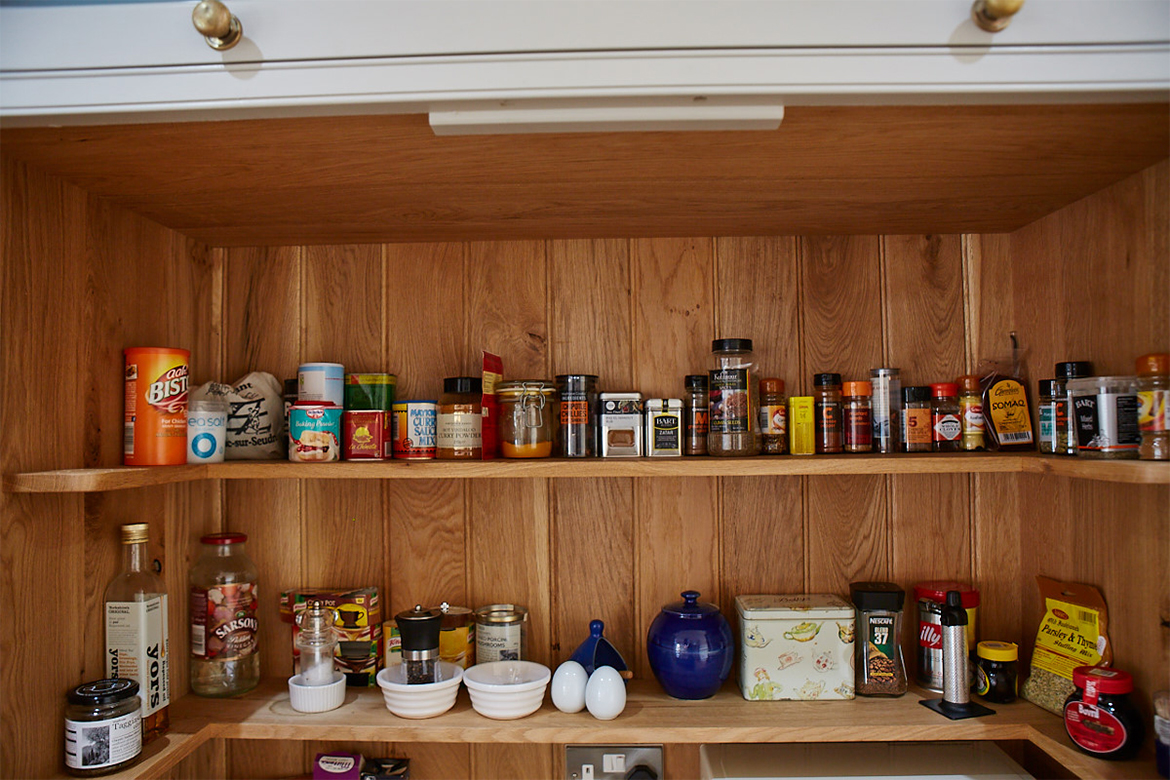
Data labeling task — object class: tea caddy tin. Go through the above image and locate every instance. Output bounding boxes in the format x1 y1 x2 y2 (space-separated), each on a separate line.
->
600 393 644 457
735 594 856 701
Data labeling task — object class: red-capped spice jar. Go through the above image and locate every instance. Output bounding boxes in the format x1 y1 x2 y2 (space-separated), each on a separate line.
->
931 382 962 452
1065 666 1146 761
914 581 979 692
842 380 873 453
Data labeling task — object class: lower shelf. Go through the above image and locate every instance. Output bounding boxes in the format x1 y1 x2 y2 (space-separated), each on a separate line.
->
112 680 1155 780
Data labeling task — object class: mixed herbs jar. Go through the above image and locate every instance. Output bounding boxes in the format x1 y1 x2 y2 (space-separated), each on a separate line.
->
555 374 598 458
1055 360 1093 455
1065 666 1145 761
1067 376 1141 459
974 641 1018 704
65 679 142 776
708 339 760 456
497 380 557 458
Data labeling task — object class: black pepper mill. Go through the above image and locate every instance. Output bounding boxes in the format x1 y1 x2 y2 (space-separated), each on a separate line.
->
395 605 443 684
920 591 995 720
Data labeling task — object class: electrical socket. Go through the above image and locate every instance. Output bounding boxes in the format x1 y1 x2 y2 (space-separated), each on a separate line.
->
565 745 663 780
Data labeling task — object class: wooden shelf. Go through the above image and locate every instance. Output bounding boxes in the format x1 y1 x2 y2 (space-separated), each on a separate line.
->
6 453 1167 493
110 680 1154 780
5 454 1168 493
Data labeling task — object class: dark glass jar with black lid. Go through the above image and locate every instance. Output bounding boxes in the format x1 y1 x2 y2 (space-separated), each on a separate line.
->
1064 666 1145 761
64 678 142 776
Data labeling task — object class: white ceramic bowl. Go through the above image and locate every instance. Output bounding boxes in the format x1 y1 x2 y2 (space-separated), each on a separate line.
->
288 670 347 713
462 661 551 720
376 661 464 719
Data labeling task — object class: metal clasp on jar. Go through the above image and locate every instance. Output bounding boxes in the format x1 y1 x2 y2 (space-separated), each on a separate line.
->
520 382 546 428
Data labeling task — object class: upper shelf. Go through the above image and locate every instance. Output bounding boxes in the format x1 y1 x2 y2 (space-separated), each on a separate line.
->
5 453 1166 493
110 680 1152 780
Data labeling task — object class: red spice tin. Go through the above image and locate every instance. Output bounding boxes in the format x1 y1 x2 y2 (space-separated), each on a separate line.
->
343 410 390 460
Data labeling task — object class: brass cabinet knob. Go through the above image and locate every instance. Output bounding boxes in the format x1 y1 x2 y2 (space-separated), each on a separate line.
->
192 0 243 50
971 0 1025 32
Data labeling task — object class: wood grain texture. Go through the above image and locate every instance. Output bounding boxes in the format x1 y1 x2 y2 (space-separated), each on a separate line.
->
386 479 467 617
168 739 226 780
551 478 636 666
715 236 801 380
549 238 632 387
471 744 555 780
467 480 552 666
400 743 471 780
719 476 804 613
466 241 547 379
804 475 889 593
225 739 305 780
2 105 1167 246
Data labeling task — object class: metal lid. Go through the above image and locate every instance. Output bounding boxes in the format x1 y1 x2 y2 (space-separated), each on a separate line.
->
930 382 959 398
120 523 150 545
68 678 139 706
870 367 900 377
1055 361 1093 380
200 532 246 545
685 374 708 390
849 582 905 612
813 372 841 387
496 380 556 397
902 386 931 403
1038 378 1058 397
443 376 482 394
913 580 980 607
394 604 443 652
712 338 753 353
661 590 722 619
734 593 854 620
761 377 786 394
474 603 529 624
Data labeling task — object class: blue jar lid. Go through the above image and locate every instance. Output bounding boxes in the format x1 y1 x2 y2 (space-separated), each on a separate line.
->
662 590 721 619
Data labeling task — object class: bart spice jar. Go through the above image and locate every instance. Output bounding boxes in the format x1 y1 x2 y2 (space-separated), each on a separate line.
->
813 373 844 454
645 399 683 457
871 368 902 454
1067 376 1141 459
392 401 437 459
1055 360 1093 455
901 387 932 453
600 393 643 457
789 396 815 455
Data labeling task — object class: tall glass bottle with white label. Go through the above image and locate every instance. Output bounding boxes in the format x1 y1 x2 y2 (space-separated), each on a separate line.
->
104 523 169 744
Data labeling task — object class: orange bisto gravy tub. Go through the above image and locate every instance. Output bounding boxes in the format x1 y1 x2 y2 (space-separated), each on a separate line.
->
124 347 190 465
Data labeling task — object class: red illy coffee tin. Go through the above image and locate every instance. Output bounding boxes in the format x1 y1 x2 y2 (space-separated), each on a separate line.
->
124 347 190 465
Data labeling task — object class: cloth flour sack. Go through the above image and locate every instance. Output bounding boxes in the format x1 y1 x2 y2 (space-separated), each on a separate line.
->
191 371 285 459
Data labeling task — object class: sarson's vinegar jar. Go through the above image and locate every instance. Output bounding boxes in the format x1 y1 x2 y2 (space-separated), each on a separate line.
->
189 533 260 697
708 339 760 456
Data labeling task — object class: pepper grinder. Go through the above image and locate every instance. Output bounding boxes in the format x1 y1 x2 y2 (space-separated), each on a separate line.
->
395 605 443 684
920 590 995 720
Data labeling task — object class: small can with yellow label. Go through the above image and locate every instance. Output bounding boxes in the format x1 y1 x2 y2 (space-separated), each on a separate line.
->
788 396 815 455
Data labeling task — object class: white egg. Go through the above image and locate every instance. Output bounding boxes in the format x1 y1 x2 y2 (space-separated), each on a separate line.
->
585 666 626 721
550 661 588 713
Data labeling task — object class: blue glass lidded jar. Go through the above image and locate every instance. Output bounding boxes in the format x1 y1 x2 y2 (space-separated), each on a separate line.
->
647 590 734 699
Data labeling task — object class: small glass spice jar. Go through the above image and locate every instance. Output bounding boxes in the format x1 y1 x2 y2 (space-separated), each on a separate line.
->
65 678 143 776
842 380 873 453
849 582 908 697
813 373 844 454
497 380 558 458
759 378 788 455
931 383 961 452
902 386 933 453
684 375 709 456
1037 379 1059 454
1065 666 1146 761
437 376 483 460
871 368 902 454
709 339 760 456
1055 360 1093 455
1136 353 1170 460
957 374 985 451
974 641 1017 703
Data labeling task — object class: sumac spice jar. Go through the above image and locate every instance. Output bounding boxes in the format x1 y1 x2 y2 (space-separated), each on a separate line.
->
842 381 873 453
759 378 788 455
813 373 844 454
974 641 1018 703
1065 666 1145 761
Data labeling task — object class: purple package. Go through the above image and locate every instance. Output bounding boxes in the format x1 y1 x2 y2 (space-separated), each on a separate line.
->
314 752 363 780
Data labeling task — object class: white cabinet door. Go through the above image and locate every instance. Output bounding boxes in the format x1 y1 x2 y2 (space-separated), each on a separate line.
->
2 0 1167 124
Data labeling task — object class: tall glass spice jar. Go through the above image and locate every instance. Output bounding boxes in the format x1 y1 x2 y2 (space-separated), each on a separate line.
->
437 377 483 460
555 374 598 458
902 386 932 453
1136 353 1170 460
708 339 760 456
759 378 788 455
1055 360 1093 455
813 373 843 454
931 383 961 452
684 375 709 456
842 381 873 453
1037 379 1059 454
870 368 901 454
849 582 908 697
189 533 260 697
104 523 169 744
957 374 985 451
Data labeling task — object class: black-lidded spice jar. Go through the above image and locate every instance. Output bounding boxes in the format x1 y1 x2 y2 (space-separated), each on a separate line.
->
974 640 1017 703
1065 666 1146 761
684 375 709 456
849 582 908 697
65 678 142 776
556 374 598 457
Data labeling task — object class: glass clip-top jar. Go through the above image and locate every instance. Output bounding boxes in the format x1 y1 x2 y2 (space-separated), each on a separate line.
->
497 380 557 458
